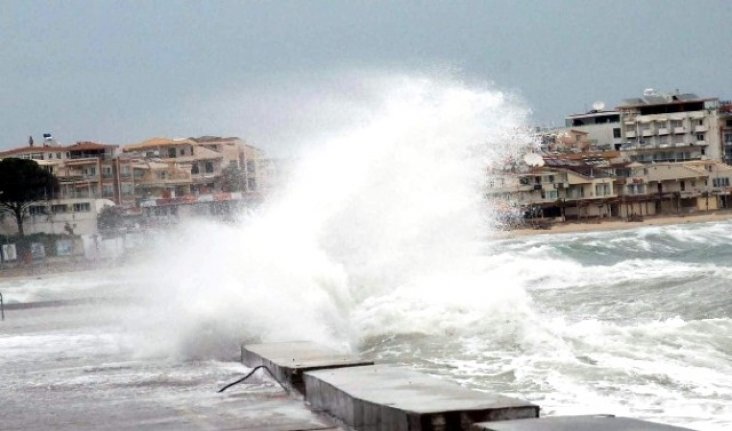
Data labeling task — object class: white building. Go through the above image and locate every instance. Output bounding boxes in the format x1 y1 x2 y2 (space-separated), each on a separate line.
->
0 198 115 237
617 90 723 163
563 109 623 151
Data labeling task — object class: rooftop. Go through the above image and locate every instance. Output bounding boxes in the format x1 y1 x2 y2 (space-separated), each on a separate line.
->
618 91 715 108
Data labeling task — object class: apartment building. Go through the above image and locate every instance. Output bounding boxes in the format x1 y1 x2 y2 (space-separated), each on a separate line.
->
720 103 732 161
487 153 619 220
563 108 623 151
0 139 127 236
121 136 266 224
618 90 723 163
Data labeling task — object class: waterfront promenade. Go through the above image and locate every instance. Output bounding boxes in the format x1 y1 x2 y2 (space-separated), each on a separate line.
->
498 209 732 238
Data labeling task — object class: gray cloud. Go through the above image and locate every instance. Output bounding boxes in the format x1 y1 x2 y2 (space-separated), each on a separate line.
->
1 0 731 152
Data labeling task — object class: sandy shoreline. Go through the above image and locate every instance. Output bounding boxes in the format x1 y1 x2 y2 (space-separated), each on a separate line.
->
3 211 731 280
496 210 732 239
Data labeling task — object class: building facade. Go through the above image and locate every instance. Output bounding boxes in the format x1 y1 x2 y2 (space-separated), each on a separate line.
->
618 90 723 163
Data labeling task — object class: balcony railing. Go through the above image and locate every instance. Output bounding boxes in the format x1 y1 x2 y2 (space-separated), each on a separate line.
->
674 127 686 134
694 125 708 133
657 128 669 135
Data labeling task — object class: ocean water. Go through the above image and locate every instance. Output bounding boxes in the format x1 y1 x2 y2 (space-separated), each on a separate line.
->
360 221 732 431
1 75 730 429
1 223 730 430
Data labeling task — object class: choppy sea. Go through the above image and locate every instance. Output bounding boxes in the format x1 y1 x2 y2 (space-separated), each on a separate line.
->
1 220 730 430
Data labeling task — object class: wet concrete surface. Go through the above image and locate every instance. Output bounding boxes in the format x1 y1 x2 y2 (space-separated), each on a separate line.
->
0 301 339 431
305 364 538 430
471 415 696 431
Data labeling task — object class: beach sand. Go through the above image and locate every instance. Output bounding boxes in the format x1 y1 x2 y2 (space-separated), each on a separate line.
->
496 210 732 239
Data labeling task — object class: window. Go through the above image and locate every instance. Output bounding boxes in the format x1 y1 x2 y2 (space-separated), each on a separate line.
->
51 204 67 214
84 167 97 177
57 152 62 159
191 163 199 174
168 148 176 158
29 205 48 216
613 128 621 138
121 183 134 195
121 165 131 176
696 133 705 141
725 133 732 144
246 160 256 174
543 190 558 200
680 181 686 191
205 161 214 174
627 184 644 195
569 187 584 198
102 185 114 197
179 148 185 156
595 184 610 196
102 166 113 178
712 178 730 187
247 177 257 191
73 202 91 212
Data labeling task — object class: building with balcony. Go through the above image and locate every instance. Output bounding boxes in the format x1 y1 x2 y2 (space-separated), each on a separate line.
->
487 149 732 225
617 90 724 163
121 136 267 225
719 101 732 162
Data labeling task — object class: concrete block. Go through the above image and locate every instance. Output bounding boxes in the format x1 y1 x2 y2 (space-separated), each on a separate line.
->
305 364 539 431
241 341 374 394
471 415 697 431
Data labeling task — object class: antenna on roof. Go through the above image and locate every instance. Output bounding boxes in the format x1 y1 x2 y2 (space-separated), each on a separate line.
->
28 135 34 147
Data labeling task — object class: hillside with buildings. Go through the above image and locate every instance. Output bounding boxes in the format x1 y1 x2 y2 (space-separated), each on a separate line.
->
2 88 732 263
0 135 277 264
489 89 732 228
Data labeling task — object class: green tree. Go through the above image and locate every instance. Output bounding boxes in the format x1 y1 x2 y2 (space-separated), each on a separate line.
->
97 205 124 238
0 158 58 236
221 164 245 192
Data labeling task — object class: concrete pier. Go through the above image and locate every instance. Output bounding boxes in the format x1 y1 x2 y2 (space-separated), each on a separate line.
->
241 341 374 394
304 364 539 431
471 415 696 431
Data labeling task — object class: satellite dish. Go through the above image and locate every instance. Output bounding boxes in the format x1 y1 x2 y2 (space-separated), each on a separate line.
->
592 101 605 111
523 153 545 167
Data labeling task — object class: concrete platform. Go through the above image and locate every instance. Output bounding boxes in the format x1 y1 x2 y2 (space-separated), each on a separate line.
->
471 415 696 431
304 365 539 431
241 341 374 394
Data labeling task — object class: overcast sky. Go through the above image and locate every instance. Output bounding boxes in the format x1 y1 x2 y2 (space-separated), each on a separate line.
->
1 0 731 154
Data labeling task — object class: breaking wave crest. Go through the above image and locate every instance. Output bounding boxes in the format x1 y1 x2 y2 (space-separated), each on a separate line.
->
125 73 535 359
